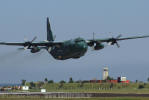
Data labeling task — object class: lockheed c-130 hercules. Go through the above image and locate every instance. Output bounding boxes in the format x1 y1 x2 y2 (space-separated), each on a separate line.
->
0 17 149 60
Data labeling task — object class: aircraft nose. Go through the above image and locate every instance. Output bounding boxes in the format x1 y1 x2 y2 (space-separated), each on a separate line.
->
79 43 88 50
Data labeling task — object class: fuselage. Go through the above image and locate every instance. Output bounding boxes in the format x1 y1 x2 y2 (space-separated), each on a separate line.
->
49 38 88 60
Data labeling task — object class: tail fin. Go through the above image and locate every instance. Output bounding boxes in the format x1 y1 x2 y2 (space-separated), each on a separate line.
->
47 17 54 41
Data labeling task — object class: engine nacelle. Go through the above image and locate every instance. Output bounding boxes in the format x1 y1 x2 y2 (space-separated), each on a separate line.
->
94 43 104 50
30 47 40 53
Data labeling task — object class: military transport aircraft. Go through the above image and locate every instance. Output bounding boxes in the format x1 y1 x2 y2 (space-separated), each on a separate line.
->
0 17 149 60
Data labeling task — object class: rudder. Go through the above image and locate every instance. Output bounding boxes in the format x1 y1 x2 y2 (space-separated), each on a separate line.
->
47 17 54 41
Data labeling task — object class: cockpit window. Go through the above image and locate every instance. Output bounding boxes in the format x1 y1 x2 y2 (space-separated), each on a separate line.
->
75 38 84 42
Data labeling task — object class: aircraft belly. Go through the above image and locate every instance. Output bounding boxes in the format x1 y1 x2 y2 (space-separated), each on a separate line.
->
50 40 88 60
50 47 87 60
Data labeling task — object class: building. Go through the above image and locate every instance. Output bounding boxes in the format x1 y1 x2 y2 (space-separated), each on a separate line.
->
121 77 126 81
118 76 130 83
103 67 109 80
90 78 130 84
22 86 29 91
90 67 130 84
41 89 46 93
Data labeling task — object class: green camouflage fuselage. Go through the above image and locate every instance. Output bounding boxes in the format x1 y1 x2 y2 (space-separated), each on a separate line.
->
50 38 88 60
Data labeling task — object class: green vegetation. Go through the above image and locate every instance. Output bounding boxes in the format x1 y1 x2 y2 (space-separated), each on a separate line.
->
29 82 36 88
2 79 149 100
48 80 54 83
0 97 149 100
44 78 48 83
21 80 26 86
69 77 74 83
107 76 114 80
24 82 149 93
3 80 149 94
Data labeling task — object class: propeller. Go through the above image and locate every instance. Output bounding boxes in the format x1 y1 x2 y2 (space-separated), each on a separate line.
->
108 34 122 48
53 35 56 41
27 36 37 49
18 36 37 50
30 36 37 43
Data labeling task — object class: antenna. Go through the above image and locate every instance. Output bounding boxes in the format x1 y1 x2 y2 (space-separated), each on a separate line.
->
93 32 95 41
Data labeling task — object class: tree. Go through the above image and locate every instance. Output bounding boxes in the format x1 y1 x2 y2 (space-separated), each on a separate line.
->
76 80 82 83
59 80 65 88
147 77 149 83
30 82 35 88
60 80 66 84
58 80 66 88
44 78 48 83
106 76 114 80
37 81 44 88
48 80 54 83
69 77 74 83
138 84 144 89
21 80 26 86
80 81 84 87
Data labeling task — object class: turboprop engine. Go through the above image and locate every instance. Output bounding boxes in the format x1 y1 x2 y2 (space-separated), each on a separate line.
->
94 43 104 50
87 41 104 50
30 46 40 53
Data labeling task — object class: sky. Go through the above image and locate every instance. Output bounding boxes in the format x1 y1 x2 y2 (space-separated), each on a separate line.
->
0 0 149 83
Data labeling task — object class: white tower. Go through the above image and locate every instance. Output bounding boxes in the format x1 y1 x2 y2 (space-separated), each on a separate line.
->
103 67 109 80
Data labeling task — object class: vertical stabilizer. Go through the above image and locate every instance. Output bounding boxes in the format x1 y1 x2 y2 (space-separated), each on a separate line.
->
47 17 54 41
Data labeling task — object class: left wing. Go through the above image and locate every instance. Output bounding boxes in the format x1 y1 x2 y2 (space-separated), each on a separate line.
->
114 35 149 41
88 35 149 43
87 35 149 48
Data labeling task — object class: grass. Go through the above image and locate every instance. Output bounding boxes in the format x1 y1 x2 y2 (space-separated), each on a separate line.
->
26 83 149 93
0 97 149 100
1 83 149 100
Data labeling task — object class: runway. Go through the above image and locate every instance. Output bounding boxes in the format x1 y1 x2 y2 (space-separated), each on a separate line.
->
0 92 149 98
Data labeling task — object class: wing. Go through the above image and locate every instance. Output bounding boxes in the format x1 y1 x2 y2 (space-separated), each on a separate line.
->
87 35 149 48
116 35 149 41
0 42 62 47
88 35 149 43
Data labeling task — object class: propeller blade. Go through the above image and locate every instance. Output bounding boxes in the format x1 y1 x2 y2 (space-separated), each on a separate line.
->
24 46 28 50
26 36 37 49
108 35 122 47
115 42 120 48
116 34 122 39
31 36 37 43
24 37 28 42
18 46 28 50
17 36 37 50
18 48 25 50
53 35 56 41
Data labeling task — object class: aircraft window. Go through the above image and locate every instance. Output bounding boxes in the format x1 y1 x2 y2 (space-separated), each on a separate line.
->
75 39 84 42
